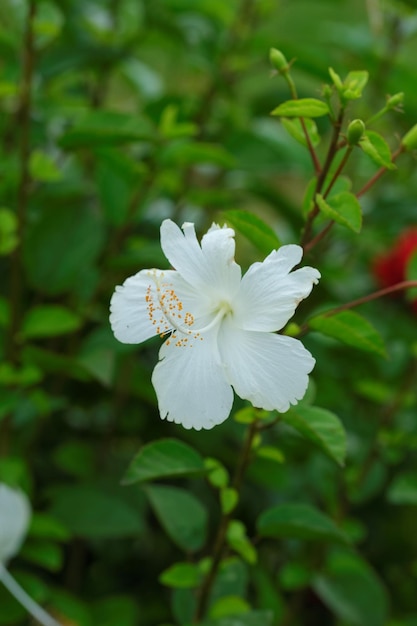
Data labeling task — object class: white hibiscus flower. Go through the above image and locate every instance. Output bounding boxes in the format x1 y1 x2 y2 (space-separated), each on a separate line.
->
110 219 320 430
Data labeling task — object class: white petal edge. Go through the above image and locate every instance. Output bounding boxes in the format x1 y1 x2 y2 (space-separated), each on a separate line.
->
219 320 315 412
110 270 167 344
233 246 320 332
151 330 234 430
160 219 241 297
0 484 31 564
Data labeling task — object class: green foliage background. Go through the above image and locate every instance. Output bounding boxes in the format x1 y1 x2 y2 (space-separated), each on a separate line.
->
1 0 417 625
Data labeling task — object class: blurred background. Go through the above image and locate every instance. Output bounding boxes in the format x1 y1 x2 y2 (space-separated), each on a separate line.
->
1 0 417 624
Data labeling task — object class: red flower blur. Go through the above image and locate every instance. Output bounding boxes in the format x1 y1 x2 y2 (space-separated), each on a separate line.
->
373 228 417 314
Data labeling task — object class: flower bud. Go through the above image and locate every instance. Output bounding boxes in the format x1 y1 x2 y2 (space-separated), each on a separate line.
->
402 123 417 150
0 484 31 564
386 92 404 109
270 48 289 73
347 119 366 145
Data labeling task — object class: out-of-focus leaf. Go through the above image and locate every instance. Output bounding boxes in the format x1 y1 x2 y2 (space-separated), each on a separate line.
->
359 131 396 170
49 485 144 538
159 562 202 588
29 513 70 541
59 111 153 148
91 595 139 626
161 140 235 168
226 520 257 564
313 550 389 626
281 405 346 466
387 472 417 505
202 610 274 626
316 192 362 233
29 150 62 181
257 503 348 544
281 117 320 147
123 439 206 484
145 485 207 552
222 210 280 255
21 305 81 339
0 208 18 254
309 310 386 357
220 488 239 514
271 98 329 118
20 539 64 571
209 595 250 619
342 70 369 99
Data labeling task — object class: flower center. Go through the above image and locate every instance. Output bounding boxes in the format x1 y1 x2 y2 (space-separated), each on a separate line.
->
145 272 232 347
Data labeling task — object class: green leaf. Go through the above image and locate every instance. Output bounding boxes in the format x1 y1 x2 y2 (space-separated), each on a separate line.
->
313 550 389 626
162 141 235 168
21 305 82 339
91 596 139 626
209 595 251 619
342 70 369 100
20 539 64 571
29 150 62 181
220 488 239 514
205 458 229 489
359 131 396 170
202 610 274 626
406 249 417 300
29 513 70 541
387 472 417 505
316 192 362 233
222 210 280 255
226 520 257 564
281 405 346 466
123 439 205 485
145 485 207 552
271 98 329 118
159 562 202 589
49 485 144 539
0 208 18 255
257 503 348 544
59 111 153 148
309 310 386 357
281 117 320 147
256 446 285 464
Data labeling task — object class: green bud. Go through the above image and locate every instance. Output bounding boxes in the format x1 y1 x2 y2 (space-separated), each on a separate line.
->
347 119 366 145
402 123 417 150
322 84 333 100
270 48 289 73
328 67 343 90
386 92 404 109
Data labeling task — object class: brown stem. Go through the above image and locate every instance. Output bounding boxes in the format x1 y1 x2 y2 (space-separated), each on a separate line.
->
323 146 353 199
301 108 345 247
356 144 404 198
303 220 335 255
193 420 259 623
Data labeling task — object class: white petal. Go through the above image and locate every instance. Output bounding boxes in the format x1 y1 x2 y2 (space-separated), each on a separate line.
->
219 319 315 412
110 270 169 344
151 330 234 430
0 485 31 564
233 245 320 332
160 219 241 298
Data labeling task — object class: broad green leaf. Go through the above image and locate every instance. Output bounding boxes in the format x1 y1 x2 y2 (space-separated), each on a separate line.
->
123 439 205 484
29 150 61 181
316 192 362 233
220 488 239 514
202 610 274 626
159 562 202 588
256 446 285 464
309 310 386 357
59 111 153 148
209 595 251 619
222 210 280 255
313 550 389 626
271 98 329 118
281 405 346 466
406 249 417 299
342 70 369 100
24 204 104 297
281 117 320 147
161 141 235 168
257 503 348 544
387 472 417 505
20 539 63 571
29 513 70 541
359 131 396 170
226 520 257 564
49 485 144 538
21 305 82 339
211 557 249 605
145 485 207 552
205 458 229 489
0 208 18 255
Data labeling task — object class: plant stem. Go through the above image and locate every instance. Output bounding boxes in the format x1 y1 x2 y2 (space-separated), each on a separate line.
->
0 565 62 626
356 144 404 198
301 108 345 248
193 420 259 623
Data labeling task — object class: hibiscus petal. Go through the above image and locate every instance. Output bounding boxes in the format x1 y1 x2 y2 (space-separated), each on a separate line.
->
219 320 315 412
152 330 234 430
160 219 241 297
110 270 167 344
233 245 320 332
